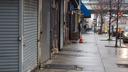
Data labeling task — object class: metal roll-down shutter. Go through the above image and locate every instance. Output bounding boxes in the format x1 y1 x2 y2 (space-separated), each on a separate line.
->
0 0 19 72
40 0 51 63
23 0 38 72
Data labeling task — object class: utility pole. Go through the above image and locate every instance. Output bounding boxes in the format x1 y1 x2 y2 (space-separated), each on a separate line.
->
115 0 120 47
108 0 112 40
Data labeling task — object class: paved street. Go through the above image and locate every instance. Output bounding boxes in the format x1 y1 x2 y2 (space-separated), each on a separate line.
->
41 32 128 72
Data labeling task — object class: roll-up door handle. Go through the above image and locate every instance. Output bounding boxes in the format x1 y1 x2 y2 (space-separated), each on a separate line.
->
38 32 43 42
40 32 43 34
23 44 26 47
18 37 22 41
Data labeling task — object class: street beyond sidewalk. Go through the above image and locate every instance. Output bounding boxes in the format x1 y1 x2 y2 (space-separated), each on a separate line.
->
41 32 128 72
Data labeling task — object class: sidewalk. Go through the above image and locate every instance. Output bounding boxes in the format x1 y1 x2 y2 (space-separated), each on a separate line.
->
41 32 128 72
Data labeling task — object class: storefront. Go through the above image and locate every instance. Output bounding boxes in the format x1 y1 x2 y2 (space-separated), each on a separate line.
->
50 0 64 53
0 0 38 72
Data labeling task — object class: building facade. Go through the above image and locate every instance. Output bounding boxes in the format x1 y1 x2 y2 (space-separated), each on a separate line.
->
0 0 81 72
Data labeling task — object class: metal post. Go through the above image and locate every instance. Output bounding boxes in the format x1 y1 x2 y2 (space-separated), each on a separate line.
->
115 0 119 47
19 0 24 72
108 0 112 40
59 0 64 50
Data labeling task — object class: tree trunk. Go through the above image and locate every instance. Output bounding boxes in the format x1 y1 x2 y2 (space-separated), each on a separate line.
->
99 14 104 34
108 0 112 40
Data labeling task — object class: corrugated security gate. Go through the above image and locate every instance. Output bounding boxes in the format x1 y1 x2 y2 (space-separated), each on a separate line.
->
51 0 60 51
40 0 51 63
0 0 38 72
0 0 19 72
23 0 38 72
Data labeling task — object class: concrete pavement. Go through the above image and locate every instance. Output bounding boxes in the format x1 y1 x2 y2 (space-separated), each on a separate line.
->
40 32 128 72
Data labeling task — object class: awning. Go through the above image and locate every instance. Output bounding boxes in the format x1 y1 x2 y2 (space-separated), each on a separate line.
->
80 2 91 18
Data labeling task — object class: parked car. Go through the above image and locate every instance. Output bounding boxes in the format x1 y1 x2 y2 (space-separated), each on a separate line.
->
122 27 128 43
112 24 125 38
112 28 124 38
